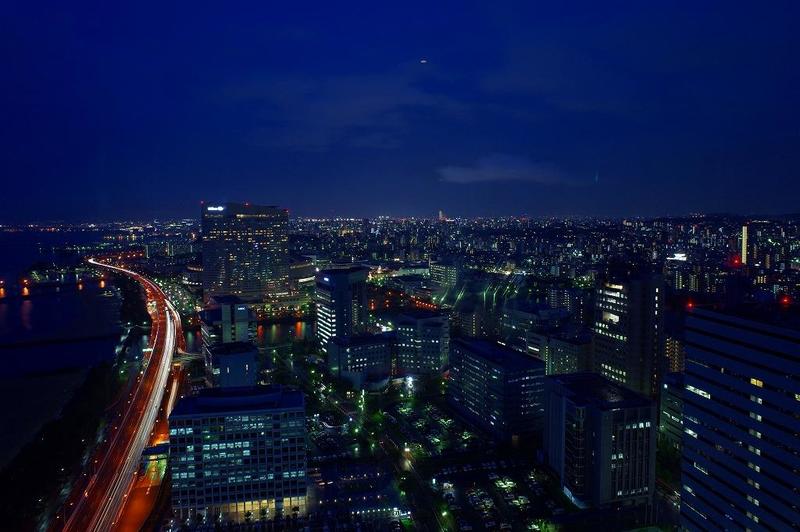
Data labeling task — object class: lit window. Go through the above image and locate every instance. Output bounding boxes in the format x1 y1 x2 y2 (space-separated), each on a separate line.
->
750 378 763 388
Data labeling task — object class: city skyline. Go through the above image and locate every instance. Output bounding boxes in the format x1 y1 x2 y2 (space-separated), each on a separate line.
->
2 3 799 530
4 2 800 222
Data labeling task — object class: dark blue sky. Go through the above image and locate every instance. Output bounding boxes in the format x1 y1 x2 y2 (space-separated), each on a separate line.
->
3 2 799 221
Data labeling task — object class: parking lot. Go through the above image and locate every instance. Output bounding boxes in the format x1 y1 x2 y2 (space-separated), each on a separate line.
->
431 459 567 531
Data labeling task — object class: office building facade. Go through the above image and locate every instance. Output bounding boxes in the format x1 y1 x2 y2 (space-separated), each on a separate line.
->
200 295 255 347
592 275 665 396
527 330 592 375
447 338 545 442
544 372 656 509
680 309 800 531
169 386 307 524
429 260 460 288
395 310 450 375
326 332 394 390
201 202 289 302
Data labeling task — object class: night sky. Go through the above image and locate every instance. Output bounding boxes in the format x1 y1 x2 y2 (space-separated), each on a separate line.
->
3 2 799 221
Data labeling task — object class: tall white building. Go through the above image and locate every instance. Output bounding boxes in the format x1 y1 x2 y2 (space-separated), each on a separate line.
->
314 266 369 353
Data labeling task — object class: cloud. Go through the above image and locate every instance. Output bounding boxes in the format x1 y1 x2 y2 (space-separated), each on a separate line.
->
438 154 578 185
220 67 467 151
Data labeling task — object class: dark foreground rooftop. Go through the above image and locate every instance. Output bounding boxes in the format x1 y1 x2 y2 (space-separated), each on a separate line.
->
170 385 303 418
547 372 652 410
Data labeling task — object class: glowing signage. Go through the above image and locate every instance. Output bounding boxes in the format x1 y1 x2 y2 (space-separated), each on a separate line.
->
207 206 225 212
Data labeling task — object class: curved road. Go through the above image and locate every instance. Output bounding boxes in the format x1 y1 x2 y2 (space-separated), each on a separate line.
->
58 259 180 531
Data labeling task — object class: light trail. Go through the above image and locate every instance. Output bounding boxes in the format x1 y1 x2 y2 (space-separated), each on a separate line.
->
59 259 178 532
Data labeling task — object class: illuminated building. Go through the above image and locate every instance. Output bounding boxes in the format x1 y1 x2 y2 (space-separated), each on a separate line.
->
429 259 460 288
326 332 394 389
169 386 306 523
680 309 800 531
741 224 748 265
665 335 685 373
447 338 545 442
544 372 656 510
314 266 369 353
201 203 289 302
591 275 665 396
169 385 307 524
395 309 450 375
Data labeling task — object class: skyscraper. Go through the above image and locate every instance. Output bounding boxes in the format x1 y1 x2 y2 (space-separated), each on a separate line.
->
591 275 665 396
201 202 289 302
169 385 307 524
544 372 656 510
741 224 749 265
680 308 800 531
314 265 369 353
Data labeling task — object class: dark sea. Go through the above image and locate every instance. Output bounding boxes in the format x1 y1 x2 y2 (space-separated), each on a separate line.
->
0 230 125 466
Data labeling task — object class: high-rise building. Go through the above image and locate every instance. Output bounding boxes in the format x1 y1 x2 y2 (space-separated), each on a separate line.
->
447 338 545 442
201 202 289 302
659 372 683 451
680 309 800 531
395 309 450 375
326 332 394 389
544 372 656 510
169 386 307 523
314 265 370 353
591 275 665 396
741 224 749 265
205 341 260 388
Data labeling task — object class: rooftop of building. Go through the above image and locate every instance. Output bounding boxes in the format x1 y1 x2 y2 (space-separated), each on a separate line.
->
452 337 544 371
547 372 652 410
201 202 286 215
319 264 370 274
170 385 303 418
317 265 370 282
688 305 800 339
207 341 258 356
330 332 395 347
208 294 245 305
